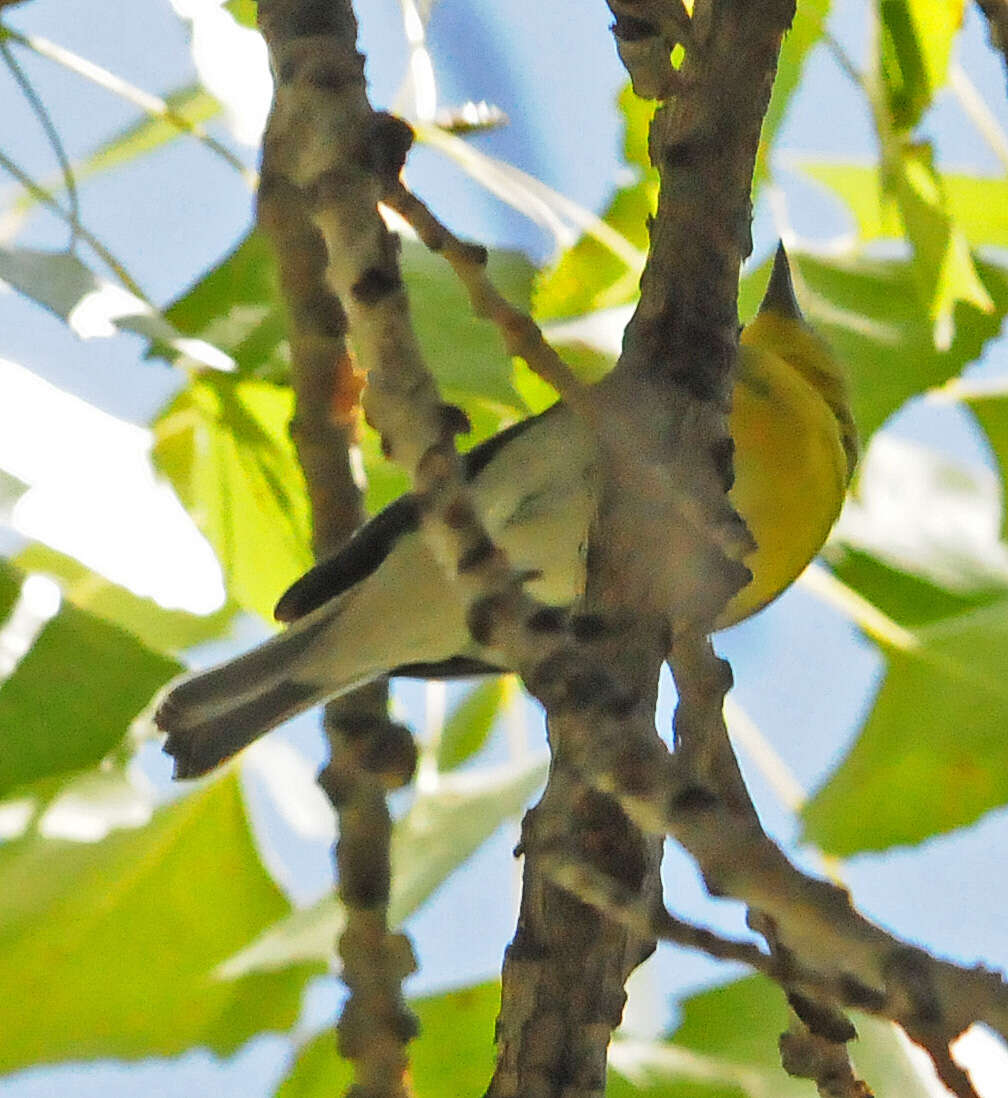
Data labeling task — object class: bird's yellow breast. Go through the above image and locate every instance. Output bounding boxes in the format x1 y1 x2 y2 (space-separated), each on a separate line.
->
718 313 853 627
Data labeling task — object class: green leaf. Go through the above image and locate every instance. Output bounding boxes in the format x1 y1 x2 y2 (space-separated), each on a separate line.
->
404 243 531 410
885 141 993 346
0 559 21 624
824 544 1007 628
14 543 237 653
804 594 1008 852
0 563 179 798
221 759 546 976
0 247 233 371
436 679 508 771
873 0 986 342
152 373 314 622
753 0 830 193
276 981 500 1097
0 775 318 1072
156 229 289 379
612 976 806 1097
879 0 964 130
810 438 1008 851
745 250 1008 442
533 85 652 322
225 0 258 28
610 976 937 1097
798 161 1008 249
156 228 530 412
962 390 1008 539
829 434 1008 608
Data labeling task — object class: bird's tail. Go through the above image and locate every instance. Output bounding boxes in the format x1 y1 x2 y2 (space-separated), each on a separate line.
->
154 609 337 779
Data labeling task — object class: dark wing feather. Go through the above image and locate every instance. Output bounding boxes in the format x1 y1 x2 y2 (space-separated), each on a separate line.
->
273 405 560 624
274 494 420 622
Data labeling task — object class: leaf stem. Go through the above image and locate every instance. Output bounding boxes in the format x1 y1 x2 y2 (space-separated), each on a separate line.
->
949 62 1008 173
0 25 256 186
0 35 81 247
0 147 145 296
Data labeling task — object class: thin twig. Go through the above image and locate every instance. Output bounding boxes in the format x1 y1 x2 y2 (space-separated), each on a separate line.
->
949 62 1008 172
384 180 586 401
0 146 145 296
0 25 256 186
822 29 864 88
0 36 81 247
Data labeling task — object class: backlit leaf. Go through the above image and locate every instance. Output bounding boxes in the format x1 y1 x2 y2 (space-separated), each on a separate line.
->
799 161 1008 249
0 562 179 798
152 373 314 621
0 775 318 1072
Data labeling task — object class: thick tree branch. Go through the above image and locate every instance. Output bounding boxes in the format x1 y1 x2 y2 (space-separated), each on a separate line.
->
257 31 417 1098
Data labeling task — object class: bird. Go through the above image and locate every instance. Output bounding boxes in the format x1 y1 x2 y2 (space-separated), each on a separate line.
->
156 244 857 779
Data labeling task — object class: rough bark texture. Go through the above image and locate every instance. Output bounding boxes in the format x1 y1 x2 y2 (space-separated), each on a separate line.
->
257 17 418 1097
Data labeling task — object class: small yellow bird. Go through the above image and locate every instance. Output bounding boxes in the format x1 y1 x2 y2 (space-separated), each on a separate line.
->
157 244 857 777
725 244 858 624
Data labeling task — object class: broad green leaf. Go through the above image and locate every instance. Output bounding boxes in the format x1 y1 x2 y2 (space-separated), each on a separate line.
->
0 559 21 624
0 563 179 797
437 678 508 771
874 0 986 342
829 434 1008 605
963 390 1008 538
740 250 1008 442
155 229 289 379
152 373 314 622
221 759 546 975
824 544 1008 627
14 543 236 653
611 976 806 1097
622 80 654 172
276 981 500 1097
798 161 1008 249
879 0 964 130
810 438 1008 851
611 976 936 1097
4 85 222 232
803 596 1008 852
885 142 993 346
753 0 830 193
225 0 258 28
390 761 546 929
534 85 652 321
0 247 233 371
0 775 318 1072
404 242 531 410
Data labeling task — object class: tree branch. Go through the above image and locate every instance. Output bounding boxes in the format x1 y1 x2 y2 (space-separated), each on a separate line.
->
975 0 1008 85
256 31 418 1098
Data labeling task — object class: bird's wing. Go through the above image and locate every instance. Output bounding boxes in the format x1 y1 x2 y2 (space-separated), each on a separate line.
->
274 494 420 622
273 405 562 624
